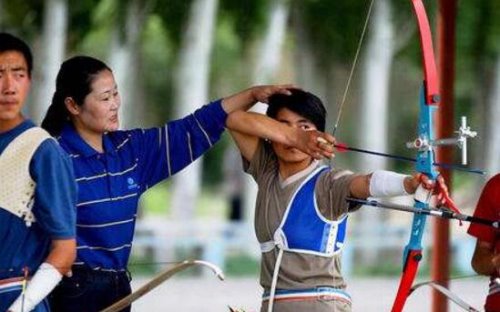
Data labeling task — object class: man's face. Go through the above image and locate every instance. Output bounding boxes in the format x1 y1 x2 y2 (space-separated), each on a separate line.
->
271 107 317 164
0 51 30 130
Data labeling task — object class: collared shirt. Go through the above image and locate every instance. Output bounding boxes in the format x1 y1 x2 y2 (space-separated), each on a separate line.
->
468 174 500 311
57 100 227 270
245 141 357 291
468 174 500 253
0 120 76 311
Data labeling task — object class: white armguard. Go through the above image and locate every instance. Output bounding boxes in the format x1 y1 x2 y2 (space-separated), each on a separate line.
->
369 170 409 197
8 262 63 312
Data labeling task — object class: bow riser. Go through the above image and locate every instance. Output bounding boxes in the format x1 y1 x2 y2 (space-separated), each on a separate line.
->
392 85 439 312
392 1 441 307
415 87 439 178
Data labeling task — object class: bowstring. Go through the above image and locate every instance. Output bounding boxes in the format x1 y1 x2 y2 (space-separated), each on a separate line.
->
328 0 375 184
331 0 375 138
328 0 375 291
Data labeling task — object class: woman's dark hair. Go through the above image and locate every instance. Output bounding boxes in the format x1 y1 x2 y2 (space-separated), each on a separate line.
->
0 32 33 77
41 56 111 136
267 89 327 132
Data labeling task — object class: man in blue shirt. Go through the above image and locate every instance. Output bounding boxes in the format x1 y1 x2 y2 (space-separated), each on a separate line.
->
0 33 77 312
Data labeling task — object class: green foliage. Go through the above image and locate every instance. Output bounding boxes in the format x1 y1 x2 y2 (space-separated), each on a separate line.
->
352 253 464 278
153 0 193 49
456 0 500 88
4 0 497 191
66 0 101 49
210 13 251 96
77 26 111 59
202 135 230 187
354 262 405 277
225 253 260 276
92 0 118 27
141 14 175 123
71 0 123 58
140 179 172 215
128 253 158 276
293 0 370 65
219 0 268 48
1 0 43 38
467 0 500 60
140 180 227 218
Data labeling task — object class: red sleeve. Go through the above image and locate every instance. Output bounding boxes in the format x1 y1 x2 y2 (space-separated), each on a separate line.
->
467 175 500 243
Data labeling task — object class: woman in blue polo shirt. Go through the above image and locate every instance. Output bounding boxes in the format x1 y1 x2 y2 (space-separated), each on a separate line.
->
41 56 333 311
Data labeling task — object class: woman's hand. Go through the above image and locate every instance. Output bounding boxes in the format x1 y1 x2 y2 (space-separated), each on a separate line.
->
221 84 298 114
250 84 297 103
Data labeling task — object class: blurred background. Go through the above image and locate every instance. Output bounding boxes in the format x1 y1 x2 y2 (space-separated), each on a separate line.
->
2 0 499 310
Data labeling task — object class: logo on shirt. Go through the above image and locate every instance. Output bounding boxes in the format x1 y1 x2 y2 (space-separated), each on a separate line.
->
127 177 139 190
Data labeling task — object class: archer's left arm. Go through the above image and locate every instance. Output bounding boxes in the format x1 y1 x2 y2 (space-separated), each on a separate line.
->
349 171 447 200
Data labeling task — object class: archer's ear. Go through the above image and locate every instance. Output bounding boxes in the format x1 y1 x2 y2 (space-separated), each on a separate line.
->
64 97 80 116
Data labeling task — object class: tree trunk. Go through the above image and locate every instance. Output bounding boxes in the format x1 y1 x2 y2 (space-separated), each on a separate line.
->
484 54 500 176
358 0 394 172
357 0 395 265
291 4 325 100
32 0 68 123
109 0 148 129
170 0 219 221
250 0 290 113
242 0 290 232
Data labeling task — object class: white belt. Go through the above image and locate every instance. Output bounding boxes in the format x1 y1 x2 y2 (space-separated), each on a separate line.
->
262 287 351 304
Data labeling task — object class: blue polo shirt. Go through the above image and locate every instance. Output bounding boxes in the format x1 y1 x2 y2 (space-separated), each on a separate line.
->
0 120 77 311
57 100 227 270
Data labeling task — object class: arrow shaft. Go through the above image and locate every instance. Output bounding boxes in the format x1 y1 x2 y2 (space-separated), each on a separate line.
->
334 144 485 175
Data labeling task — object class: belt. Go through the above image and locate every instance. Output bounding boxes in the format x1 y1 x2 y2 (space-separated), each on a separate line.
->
0 276 28 292
262 287 351 304
70 265 132 281
0 276 26 286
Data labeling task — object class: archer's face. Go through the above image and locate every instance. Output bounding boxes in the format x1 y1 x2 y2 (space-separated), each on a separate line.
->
0 51 30 131
271 108 317 164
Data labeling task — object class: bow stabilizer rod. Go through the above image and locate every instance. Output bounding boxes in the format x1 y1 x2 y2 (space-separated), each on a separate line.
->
346 197 499 229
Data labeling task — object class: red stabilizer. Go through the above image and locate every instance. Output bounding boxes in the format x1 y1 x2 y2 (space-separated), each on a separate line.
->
334 142 349 153
391 250 422 312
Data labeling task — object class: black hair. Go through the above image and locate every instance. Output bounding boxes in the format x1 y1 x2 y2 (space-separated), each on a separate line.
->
266 89 327 132
41 56 111 136
0 32 33 77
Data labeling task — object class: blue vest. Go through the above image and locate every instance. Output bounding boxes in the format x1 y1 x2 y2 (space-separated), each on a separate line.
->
264 166 348 257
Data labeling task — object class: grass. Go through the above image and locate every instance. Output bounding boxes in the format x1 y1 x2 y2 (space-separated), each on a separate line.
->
139 180 228 219
224 254 260 276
